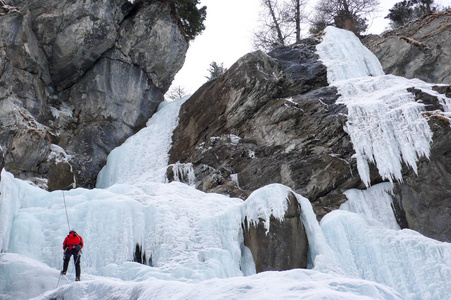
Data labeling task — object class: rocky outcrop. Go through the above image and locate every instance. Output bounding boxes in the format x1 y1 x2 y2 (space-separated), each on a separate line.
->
169 33 451 250
0 0 188 188
363 10 451 84
243 191 308 272
169 40 364 220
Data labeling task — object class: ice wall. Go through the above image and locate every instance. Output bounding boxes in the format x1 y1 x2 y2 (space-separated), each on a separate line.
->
315 26 384 83
96 99 187 188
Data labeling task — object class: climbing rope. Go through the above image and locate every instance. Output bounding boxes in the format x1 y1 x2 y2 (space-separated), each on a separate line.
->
62 191 71 231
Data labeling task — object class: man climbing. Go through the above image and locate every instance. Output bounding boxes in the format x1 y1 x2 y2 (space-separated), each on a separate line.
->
61 230 84 281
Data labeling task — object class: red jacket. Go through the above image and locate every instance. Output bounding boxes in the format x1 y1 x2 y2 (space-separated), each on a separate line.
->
63 232 84 251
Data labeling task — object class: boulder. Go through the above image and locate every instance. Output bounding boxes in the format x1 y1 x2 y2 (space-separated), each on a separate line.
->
363 10 451 84
242 191 308 272
46 145 75 191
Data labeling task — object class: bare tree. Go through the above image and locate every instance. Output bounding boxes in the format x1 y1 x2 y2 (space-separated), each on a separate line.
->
288 0 308 44
253 0 307 51
166 85 187 101
311 0 380 36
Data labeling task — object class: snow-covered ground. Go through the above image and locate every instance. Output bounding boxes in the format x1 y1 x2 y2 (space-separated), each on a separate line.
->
1 26 451 299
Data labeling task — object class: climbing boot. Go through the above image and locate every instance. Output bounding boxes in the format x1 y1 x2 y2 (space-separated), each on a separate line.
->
75 277 80 281
60 271 66 275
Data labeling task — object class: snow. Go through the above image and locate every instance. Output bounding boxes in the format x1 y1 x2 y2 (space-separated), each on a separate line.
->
315 26 384 83
1 27 451 300
316 26 451 187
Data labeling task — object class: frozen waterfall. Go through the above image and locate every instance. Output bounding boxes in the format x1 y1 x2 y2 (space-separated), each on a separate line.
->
317 26 451 187
1 27 451 300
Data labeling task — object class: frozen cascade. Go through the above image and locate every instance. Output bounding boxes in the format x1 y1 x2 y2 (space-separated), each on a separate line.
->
317 26 451 186
1 27 451 300
340 182 399 230
171 162 196 186
96 98 188 188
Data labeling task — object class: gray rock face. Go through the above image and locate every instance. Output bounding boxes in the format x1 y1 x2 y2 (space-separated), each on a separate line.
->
58 52 164 187
116 2 188 91
169 42 363 220
363 10 451 84
243 192 308 272
0 0 188 188
0 98 51 179
12 0 127 90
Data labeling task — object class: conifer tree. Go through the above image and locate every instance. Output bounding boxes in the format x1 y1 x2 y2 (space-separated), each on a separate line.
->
385 0 438 29
151 0 207 40
205 62 227 81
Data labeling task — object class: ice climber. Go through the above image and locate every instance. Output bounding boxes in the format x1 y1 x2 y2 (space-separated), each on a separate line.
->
60 230 84 281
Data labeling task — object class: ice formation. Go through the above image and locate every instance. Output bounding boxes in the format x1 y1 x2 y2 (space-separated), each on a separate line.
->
317 26 451 186
96 99 187 188
340 182 399 230
1 27 451 300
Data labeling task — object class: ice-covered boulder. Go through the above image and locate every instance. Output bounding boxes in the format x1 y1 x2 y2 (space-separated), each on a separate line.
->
243 189 308 272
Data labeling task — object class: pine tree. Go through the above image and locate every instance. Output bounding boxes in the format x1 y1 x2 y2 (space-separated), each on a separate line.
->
205 62 227 81
150 0 207 40
385 0 438 29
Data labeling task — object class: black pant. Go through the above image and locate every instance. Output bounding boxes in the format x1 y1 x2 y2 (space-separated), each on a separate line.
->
62 248 81 278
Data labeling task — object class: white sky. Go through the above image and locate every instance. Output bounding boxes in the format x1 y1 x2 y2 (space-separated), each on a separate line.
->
171 0 449 93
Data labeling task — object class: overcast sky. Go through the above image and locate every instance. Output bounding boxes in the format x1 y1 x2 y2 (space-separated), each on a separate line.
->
171 0 449 94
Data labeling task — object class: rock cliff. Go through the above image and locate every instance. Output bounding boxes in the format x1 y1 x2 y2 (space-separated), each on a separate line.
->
0 0 188 189
364 10 451 84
